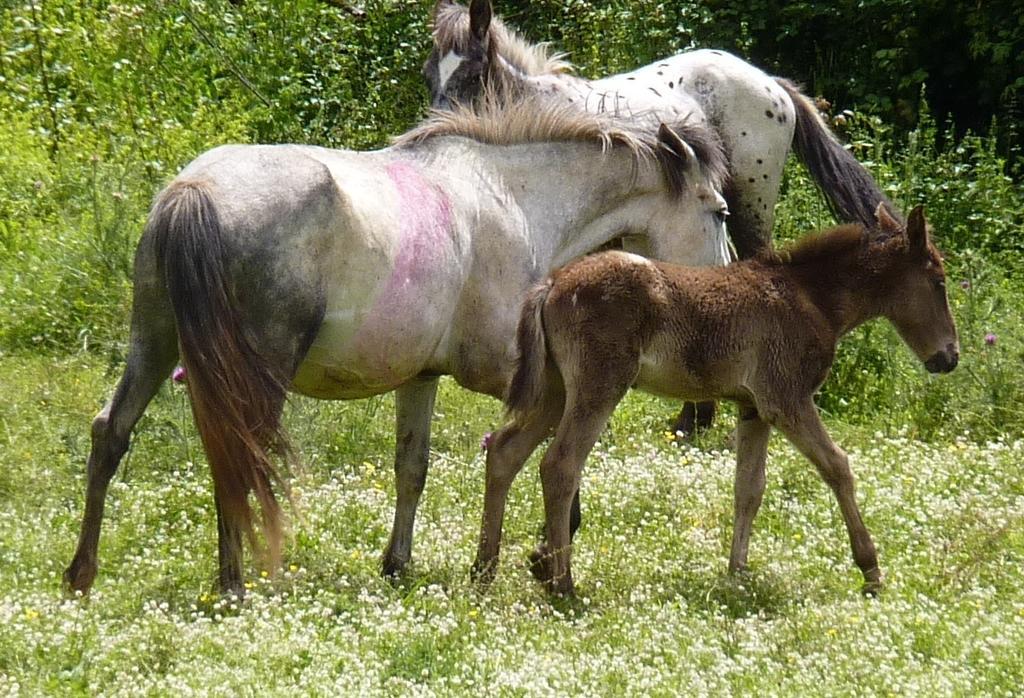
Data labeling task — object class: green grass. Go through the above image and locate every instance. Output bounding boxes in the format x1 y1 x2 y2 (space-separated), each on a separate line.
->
0 355 1021 695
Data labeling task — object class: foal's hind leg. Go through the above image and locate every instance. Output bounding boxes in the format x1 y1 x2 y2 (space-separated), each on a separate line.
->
472 397 563 585
535 359 635 596
64 309 178 594
728 405 771 574
382 376 439 577
771 399 881 594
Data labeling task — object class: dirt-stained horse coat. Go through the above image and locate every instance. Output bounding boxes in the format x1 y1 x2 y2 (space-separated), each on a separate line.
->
63 95 732 595
474 205 958 596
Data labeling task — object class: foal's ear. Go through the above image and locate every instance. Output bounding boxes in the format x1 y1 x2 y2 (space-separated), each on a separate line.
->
906 204 928 255
874 201 902 236
469 0 492 42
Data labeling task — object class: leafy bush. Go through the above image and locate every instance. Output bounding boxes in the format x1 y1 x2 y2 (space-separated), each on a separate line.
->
1 0 1022 438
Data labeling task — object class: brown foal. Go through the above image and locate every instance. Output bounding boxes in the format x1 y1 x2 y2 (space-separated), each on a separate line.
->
474 205 958 596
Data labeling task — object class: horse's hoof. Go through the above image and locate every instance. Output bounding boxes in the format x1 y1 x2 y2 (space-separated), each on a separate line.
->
470 558 497 587
546 575 575 598
861 579 883 598
527 546 554 583
861 568 884 597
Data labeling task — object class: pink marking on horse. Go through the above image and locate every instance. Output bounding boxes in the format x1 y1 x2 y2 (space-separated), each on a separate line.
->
349 161 455 377
382 161 454 293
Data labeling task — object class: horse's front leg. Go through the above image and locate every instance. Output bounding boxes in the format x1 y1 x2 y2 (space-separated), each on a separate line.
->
381 376 439 577
728 404 770 574
772 398 882 595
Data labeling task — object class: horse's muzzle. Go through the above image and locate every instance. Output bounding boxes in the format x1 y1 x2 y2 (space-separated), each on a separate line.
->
924 344 959 373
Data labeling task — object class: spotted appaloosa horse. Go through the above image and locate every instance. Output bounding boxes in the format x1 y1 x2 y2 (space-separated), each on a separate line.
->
425 0 905 434
63 95 732 595
475 205 958 596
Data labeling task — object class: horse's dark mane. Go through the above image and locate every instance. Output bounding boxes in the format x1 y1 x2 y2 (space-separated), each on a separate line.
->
395 92 728 196
432 2 571 76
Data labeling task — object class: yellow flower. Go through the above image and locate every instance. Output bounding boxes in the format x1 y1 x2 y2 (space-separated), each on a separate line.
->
468 609 479 618
289 564 298 573
24 608 38 620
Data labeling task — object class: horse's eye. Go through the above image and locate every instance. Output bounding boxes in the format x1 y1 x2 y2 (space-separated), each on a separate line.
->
714 208 729 223
934 278 946 290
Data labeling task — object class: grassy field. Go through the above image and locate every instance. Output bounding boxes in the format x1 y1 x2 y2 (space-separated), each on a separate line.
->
2 1 1023 694
0 353 1021 696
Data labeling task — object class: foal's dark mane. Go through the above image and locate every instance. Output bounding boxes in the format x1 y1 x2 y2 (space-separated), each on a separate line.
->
760 224 870 267
432 2 571 76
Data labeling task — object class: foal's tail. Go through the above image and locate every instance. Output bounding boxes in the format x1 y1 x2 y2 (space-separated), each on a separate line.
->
148 180 288 569
505 279 555 423
775 78 903 227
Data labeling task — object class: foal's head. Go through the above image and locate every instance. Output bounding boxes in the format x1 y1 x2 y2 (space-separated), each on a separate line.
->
875 204 959 373
424 0 567 109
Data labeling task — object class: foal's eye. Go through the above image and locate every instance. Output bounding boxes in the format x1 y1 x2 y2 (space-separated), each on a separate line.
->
714 208 729 223
934 279 946 290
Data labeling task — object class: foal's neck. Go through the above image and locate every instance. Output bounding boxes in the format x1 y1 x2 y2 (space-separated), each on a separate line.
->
783 244 886 338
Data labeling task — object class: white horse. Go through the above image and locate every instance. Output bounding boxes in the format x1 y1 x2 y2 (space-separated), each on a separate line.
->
424 0 903 435
425 0 901 259
63 96 731 594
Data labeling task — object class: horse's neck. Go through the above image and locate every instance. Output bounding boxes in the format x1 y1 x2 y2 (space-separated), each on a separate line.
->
476 140 654 266
494 55 590 101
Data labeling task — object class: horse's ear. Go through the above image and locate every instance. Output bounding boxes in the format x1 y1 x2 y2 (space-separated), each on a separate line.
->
906 204 928 255
874 201 902 236
657 123 697 166
656 124 697 196
469 0 492 42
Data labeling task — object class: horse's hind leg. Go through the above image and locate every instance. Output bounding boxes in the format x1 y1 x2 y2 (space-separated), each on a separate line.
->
728 405 770 573
771 399 881 594
64 309 178 594
672 400 717 439
382 376 439 577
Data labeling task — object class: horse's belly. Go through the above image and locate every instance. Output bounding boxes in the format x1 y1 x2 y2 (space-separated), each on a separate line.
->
292 303 453 399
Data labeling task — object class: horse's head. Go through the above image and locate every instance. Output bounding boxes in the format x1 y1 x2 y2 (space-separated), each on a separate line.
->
424 0 493 110
628 123 730 267
877 204 959 373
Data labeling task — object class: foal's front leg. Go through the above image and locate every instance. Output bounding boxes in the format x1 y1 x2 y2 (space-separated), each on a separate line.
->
729 405 771 574
773 399 882 594
382 376 439 577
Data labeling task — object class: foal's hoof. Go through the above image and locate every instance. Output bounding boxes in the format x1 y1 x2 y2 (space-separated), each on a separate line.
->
62 559 96 596
380 555 409 580
527 545 554 583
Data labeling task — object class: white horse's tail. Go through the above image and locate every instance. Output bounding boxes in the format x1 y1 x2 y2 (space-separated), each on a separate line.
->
776 78 903 228
505 279 555 423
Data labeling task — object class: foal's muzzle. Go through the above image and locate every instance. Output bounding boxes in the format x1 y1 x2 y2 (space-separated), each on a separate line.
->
924 344 959 373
